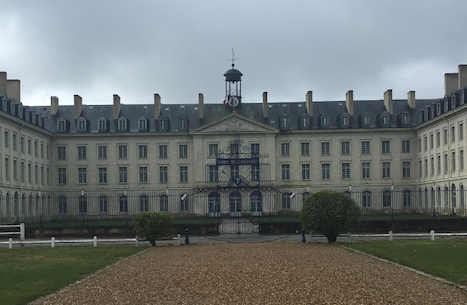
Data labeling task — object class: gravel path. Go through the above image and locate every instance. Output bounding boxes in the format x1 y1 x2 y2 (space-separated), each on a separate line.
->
37 242 467 304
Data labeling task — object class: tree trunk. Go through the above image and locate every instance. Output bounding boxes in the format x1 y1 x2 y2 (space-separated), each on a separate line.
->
149 240 156 246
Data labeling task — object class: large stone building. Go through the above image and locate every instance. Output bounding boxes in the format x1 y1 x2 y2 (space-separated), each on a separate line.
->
1 64 467 224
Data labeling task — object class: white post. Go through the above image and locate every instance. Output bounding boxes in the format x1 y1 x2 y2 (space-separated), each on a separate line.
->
309 231 313 241
177 233 181 246
8 238 13 249
389 230 393 241
135 236 139 247
51 236 55 248
430 230 435 241
93 236 98 247
347 231 352 243
20 223 25 241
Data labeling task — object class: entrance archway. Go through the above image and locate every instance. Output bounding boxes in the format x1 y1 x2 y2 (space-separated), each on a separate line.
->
229 191 242 217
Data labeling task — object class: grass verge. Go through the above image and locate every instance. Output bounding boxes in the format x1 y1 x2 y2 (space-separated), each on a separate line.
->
346 240 467 286
0 246 144 305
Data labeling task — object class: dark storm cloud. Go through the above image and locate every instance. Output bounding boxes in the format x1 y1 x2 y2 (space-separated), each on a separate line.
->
1 0 467 106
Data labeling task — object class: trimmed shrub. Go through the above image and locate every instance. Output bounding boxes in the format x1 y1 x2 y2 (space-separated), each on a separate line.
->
133 212 173 246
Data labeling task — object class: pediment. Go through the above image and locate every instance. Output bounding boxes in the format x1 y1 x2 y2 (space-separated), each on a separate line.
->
192 113 278 134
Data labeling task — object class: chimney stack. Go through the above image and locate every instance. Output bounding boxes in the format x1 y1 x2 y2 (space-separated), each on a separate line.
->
0 72 7 96
73 95 82 119
262 92 268 118
445 73 458 95
154 94 161 118
345 90 354 115
51 96 59 116
306 91 313 116
198 93 204 119
6 80 20 102
384 89 393 114
458 65 467 90
407 91 416 109
113 94 121 120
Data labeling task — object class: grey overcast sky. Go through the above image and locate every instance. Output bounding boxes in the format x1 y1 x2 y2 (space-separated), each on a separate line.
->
1 0 467 106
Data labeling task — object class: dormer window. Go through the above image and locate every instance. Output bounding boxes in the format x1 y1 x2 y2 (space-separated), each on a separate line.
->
424 108 429 121
10 103 16 116
98 117 107 132
339 113 350 128
299 114 309 130
401 112 410 126
319 114 329 128
430 104 435 118
451 93 457 109
460 91 465 105
57 118 67 132
17 106 23 119
138 117 148 131
1 97 6 111
280 114 289 130
159 116 169 132
118 117 128 131
444 97 449 112
360 113 370 128
379 112 390 127
178 116 188 132
437 101 442 115
77 117 87 132
419 110 424 123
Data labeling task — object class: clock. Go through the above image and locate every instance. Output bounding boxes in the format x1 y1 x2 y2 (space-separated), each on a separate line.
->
228 96 239 107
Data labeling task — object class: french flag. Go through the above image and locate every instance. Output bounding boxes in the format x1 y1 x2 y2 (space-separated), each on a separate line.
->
181 193 187 201
289 192 296 199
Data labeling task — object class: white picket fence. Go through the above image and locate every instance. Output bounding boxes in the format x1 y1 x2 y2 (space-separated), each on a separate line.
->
311 230 467 242
0 223 25 241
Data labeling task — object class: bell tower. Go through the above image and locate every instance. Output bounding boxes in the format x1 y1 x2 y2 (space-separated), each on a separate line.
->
224 49 243 108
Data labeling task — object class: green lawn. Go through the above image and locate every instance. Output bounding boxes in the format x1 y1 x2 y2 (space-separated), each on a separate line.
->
346 240 467 286
0 246 144 305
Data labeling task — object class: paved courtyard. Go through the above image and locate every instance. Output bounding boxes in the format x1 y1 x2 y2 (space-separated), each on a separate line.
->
35 242 467 304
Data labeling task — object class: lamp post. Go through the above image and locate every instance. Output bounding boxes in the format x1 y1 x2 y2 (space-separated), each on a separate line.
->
391 184 394 222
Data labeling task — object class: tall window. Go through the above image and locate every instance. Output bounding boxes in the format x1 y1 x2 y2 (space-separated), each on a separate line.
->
159 145 168 158
57 146 66 160
382 190 391 208
402 161 411 178
138 118 148 131
403 190 411 207
118 118 127 131
58 168 66 184
180 166 188 183
251 143 260 156
444 154 448 173
301 142 310 156
461 150 464 171
382 162 391 178
321 142 330 155
444 129 448 145
98 146 107 159
78 196 87 214
362 162 370 179
460 123 464 140
98 167 107 184
342 163 350 179
4 158 9 180
99 196 108 213
119 167 128 183
119 195 128 213
140 195 149 212
160 195 168 212
382 140 390 154
98 118 107 131
118 145 127 159
282 193 291 210
139 167 148 183
436 131 440 147
451 126 456 142
281 143 290 156
361 141 370 154
179 144 188 158
78 168 87 184
180 195 189 212
4 131 9 148
160 166 168 183
139 145 148 158
402 140 410 153
77 146 86 160
438 155 441 174
58 196 67 214
302 164 310 180
321 163 330 180
281 164 290 181
452 152 456 171
341 141 350 155
252 164 260 181
209 144 218 157
362 191 371 208
430 134 434 149
209 165 218 182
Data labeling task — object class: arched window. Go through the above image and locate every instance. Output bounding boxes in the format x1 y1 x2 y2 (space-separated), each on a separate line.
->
0 192 2 218
229 191 242 216
452 184 457 208
431 188 435 207
208 192 220 217
362 191 371 208
160 195 168 212
29 195 33 215
437 186 441 208
461 185 465 208
21 193 26 217
14 192 19 217
403 190 411 207
99 195 108 213
250 191 262 215
140 195 149 212
425 188 428 208
180 194 189 212
444 186 449 207
282 193 291 210
6 193 10 215
58 196 67 214
382 190 391 208
79 196 87 214
119 195 128 213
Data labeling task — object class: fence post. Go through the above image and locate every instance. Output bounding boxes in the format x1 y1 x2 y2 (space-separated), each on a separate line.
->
389 230 393 241
8 238 13 249
135 236 139 247
20 223 25 241
51 236 55 248
347 231 352 243
177 233 181 246
93 236 98 247
309 231 313 242
430 230 435 241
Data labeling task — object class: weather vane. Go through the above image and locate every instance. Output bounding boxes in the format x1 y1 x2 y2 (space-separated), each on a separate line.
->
228 48 239 68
